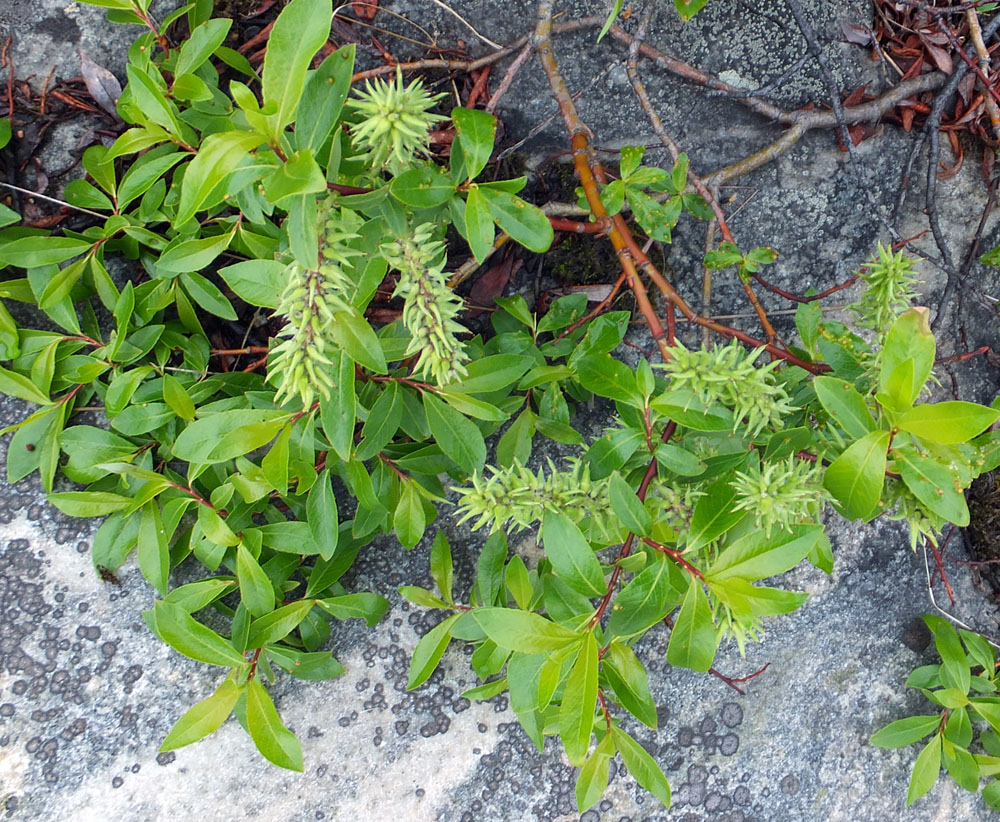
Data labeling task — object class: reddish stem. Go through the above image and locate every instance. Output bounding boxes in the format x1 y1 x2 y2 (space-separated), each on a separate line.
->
641 537 705 581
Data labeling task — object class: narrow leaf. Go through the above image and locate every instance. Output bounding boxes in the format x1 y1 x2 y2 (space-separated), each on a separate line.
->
666 579 717 672
246 678 304 771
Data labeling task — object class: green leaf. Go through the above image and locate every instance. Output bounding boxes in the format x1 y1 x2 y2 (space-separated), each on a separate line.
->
543 576 596 631
945 706 973 749
608 555 683 638
217 260 285 310
479 187 553 253
880 308 935 408
399 586 449 609
667 578 717 673
356 381 403 461
0 300 19 359
674 0 710 20
961 629 996 674
63 178 113 211
424 392 486 474
559 631 598 766
173 410 291 464
294 45 355 153
436 390 507 422
686 478 746 552
600 179 625 216
138 503 170 597
649 389 734 431
237 544 276 617
452 107 497 181
541 511 606 597
261 0 332 137
164 578 237 612
118 151 190 213
575 733 614 813
575 354 640 405
162 373 195 421
407 613 461 690
174 131 266 227
266 646 344 680
175 18 231 76
47 491 132 517
924 615 971 694
823 430 890 520
307 470 339 561
0 236 91 269
319 351 357 461
907 734 942 806
985 780 1000 810
105 367 152 417
598 0 623 41
704 241 743 270
430 530 454 603
106 126 168 160
125 64 184 137
389 165 456 208
246 600 315 648
871 715 942 748
394 481 426 549
813 376 876 439
494 295 534 328
465 185 495 263
160 677 241 751
153 601 247 667
450 354 534 394
317 593 390 627
265 149 327 204
973 700 1000 734
180 272 237 321
608 471 652 536
158 233 233 276
943 739 979 793
505 554 532 610
652 442 706 477
899 402 1000 444
496 407 534 467
604 640 658 729
246 678 303 771
894 444 970 526
612 726 672 807
0 364 52 405
286 193 319 269
707 524 823 582
329 310 387 374
261 423 291 496
473 608 580 653
475 531 507 606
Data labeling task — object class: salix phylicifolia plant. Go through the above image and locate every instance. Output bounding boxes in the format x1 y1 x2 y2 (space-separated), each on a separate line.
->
1 0 1000 814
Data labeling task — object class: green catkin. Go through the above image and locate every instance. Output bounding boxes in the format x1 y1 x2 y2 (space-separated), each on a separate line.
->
381 224 469 386
346 67 446 174
269 200 361 409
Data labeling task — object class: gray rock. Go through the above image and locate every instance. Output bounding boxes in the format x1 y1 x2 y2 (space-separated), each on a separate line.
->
2 1 1000 821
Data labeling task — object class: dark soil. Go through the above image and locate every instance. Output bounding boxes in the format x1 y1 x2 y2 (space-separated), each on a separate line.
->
966 470 1000 597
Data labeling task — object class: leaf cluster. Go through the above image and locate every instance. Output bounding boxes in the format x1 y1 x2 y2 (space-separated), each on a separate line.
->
0 0 999 813
872 616 1000 810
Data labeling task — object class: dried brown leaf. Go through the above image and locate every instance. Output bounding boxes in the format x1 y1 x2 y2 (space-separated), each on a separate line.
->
958 71 976 105
842 22 872 47
921 39 954 75
78 51 122 118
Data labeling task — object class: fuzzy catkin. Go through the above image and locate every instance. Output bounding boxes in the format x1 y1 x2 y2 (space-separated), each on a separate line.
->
382 224 469 386
269 202 361 409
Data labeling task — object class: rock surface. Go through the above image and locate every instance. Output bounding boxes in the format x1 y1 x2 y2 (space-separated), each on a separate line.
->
2 1 1000 821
